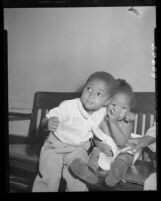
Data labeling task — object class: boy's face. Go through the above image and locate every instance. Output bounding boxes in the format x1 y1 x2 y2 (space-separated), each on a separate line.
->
107 93 131 120
81 79 111 113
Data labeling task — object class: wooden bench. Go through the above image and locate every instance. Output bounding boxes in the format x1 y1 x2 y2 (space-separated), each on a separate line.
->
9 91 156 192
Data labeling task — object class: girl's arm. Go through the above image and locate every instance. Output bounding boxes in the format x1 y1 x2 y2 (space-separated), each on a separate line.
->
106 118 132 147
99 117 129 145
104 106 133 147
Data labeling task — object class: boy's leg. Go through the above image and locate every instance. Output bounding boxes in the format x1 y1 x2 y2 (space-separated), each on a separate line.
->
88 147 100 172
63 144 98 191
63 165 88 192
105 153 134 187
69 158 99 186
32 143 63 192
63 146 89 191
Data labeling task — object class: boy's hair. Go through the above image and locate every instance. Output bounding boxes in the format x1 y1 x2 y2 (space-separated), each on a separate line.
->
115 79 136 108
86 71 116 96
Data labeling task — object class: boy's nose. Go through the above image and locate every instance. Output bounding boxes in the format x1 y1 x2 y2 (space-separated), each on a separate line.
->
89 92 95 98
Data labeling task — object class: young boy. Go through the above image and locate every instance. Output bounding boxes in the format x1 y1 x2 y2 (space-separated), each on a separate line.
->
32 71 116 192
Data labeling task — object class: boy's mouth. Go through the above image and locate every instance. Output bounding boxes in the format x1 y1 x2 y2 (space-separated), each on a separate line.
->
85 99 95 106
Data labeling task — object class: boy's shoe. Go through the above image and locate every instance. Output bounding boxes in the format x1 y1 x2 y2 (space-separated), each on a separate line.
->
105 174 119 187
70 158 99 185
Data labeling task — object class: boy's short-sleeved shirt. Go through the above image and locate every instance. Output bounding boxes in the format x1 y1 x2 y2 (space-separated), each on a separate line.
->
46 98 106 146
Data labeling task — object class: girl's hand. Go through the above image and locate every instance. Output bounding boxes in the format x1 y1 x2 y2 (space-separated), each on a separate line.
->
47 117 60 132
106 106 121 122
99 143 113 156
124 112 135 122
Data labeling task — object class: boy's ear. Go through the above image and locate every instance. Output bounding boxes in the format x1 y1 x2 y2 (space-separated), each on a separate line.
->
104 99 111 106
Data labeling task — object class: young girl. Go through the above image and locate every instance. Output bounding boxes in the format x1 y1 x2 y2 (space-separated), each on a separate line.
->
32 71 116 192
70 79 136 187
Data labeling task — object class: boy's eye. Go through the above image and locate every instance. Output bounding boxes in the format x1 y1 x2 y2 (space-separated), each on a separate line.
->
122 107 127 110
97 92 103 97
87 87 92 92
112 104 116 106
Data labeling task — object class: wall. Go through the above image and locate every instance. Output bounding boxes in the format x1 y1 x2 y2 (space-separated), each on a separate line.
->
4 7 156 136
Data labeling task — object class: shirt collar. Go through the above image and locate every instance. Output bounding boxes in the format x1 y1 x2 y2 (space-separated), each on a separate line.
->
77 98 90 120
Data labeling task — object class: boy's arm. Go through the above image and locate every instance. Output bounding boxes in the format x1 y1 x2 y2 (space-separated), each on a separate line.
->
42 100 69 132
42 116 60 132
42 117 49 131
99 118 110 136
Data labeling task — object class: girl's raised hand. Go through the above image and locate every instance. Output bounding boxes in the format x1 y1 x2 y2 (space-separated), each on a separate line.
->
124 112 135 122
106 106 121 122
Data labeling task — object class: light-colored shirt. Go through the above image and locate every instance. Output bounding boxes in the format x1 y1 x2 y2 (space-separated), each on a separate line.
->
46 98 106 146
144 172 157 190
145 123 156 152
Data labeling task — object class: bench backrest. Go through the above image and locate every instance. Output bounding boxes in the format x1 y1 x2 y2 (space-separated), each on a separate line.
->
131 92 155 136
28 92 80 151
27 91 155 153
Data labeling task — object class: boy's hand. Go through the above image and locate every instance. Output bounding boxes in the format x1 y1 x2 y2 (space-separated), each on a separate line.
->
47 117 60 132
99 143 113 156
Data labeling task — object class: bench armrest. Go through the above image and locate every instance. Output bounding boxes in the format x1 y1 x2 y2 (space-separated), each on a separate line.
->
9 112 32 121
142 146 156 166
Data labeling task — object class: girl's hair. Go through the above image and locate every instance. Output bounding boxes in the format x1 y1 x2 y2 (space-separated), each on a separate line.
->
115 78 136 108
86 71 116 96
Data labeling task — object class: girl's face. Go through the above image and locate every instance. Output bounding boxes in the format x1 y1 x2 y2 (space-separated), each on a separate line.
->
107 93 131 120
81 79 111 114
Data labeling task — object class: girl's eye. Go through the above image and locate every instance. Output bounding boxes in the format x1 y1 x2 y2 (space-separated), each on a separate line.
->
112 104 116 106
123 107 127 110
